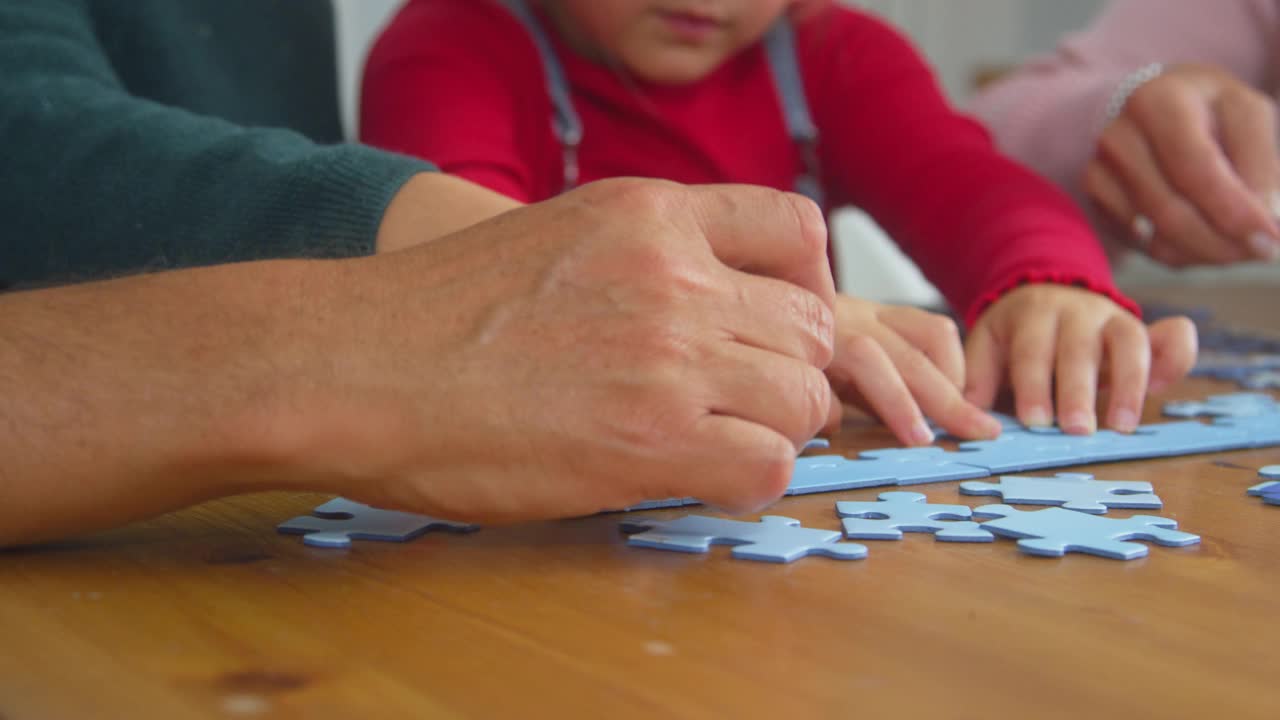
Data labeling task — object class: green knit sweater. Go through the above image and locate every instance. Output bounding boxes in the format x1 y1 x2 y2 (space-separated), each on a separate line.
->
0 0 433 287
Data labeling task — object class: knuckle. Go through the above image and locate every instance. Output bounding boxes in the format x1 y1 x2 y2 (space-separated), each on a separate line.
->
588 177 678 216
925 314 961 346
798 364 833 432
783 193 829 257
752 435 796 498
784 289 835 365
1147 197 1194 236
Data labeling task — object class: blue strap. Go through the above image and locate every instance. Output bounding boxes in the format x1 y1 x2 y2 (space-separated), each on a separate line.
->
763 18 824 207
494 0 582 190
495 1 821 203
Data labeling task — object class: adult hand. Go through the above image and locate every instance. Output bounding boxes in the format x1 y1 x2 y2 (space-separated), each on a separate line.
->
824 296 1002 445
964 284 1198 435
1085 63 1280 266
293 179 838 520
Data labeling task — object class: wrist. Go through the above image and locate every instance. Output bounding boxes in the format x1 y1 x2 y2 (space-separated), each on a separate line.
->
376 173 522 253
1099 62 1165 131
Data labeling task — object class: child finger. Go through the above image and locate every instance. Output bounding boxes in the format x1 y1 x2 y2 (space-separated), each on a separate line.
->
1100 316 1151 433
1053 313 1103 435
1007 309 1059 428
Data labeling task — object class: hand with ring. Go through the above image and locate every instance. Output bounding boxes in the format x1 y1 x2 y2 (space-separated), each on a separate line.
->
1084 63 1280 266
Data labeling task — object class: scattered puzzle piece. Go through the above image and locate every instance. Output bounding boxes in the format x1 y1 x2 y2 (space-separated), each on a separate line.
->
278 498 478 548
1242 371 1280 390
959 473 1162 515
1260 486 1280 506
835 492 993 542
620 515 867 563
971 505 1200 560
1248 466 1280 506
1163 392 1278 419
618 497 698 512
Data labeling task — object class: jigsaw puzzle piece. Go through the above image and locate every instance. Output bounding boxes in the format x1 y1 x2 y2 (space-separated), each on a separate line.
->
1126 420 1252 457
971 505 1200 560
1242 371 1280 390
1261 486 1280 506
621 515 868 563
1209 415 1280 449
835 492 993 542
802 437 831 451
1248 466 1280 505
1163 392 1278 419
950 432 1084 473
959 473 1162 514
618 497 699 512
786 454 899 495
1247 480 1280 496
278 498 478 548
854 447 991 486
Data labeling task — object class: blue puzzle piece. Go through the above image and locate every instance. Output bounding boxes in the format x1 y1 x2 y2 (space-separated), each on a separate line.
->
951 432 1083 473
786 454 900 495
854 447 992 486
960 472 1161 515
1261 486 1280 506
1210 415 1280 449
1163 392 1278 419
802 437 831 451
1242 371 1280 390
835 492 993 542
1248 480 1280 496
1128 420 1251 457
278 498 478 548
972 505 1200 560
618 497 699 512
621 515 867 563
1248 466 1280 506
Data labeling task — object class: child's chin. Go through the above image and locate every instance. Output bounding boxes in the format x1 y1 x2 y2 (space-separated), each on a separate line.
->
631 56 723 86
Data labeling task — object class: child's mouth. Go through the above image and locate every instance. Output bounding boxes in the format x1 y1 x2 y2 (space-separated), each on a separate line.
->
657 10 723 43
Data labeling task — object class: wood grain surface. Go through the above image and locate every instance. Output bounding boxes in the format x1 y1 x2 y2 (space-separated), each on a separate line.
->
3 287 1278 720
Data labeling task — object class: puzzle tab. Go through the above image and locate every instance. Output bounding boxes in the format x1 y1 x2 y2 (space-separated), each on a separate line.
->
621 515 868 563
960 473 1162 515
278 498 479 548
835 492 993 542
971 505 1200 560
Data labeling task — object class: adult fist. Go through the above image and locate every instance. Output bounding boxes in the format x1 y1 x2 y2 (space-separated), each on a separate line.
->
289 179 837 520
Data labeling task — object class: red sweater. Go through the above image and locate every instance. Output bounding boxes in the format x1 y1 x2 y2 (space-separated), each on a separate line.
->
361 0 1135 326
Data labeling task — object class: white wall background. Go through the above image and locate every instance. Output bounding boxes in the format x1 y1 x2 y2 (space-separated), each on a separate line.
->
333 0 1279 302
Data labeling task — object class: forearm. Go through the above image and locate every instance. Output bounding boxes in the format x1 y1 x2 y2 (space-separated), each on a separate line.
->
376 173 523 252
0 262 327 547
0 0 434 286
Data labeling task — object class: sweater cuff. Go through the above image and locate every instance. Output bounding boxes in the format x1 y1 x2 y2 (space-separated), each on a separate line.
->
964 269 1143 328
265 143 437 258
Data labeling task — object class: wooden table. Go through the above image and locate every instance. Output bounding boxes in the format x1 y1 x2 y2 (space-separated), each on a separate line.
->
4 287 1279 720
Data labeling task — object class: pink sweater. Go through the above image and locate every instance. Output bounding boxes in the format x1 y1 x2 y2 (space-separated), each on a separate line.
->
971 0 1280 231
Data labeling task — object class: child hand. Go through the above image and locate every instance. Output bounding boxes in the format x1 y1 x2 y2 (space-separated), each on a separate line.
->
963 284 1198 434
826 295 1004 446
